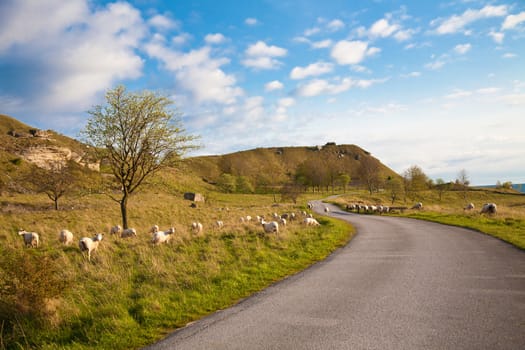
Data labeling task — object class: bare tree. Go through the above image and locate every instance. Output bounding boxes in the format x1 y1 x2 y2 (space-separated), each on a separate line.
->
30 161 76 210
456 169 470 200
81 85 199 229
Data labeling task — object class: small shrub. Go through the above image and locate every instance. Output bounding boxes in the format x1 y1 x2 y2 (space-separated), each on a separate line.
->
0 247 69 347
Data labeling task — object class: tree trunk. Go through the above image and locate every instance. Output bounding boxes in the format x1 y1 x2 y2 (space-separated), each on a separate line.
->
120 195 129 229
54 198 59 210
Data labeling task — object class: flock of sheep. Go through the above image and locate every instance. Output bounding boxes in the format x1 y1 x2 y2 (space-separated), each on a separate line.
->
344 201 498 215
16 209 322 262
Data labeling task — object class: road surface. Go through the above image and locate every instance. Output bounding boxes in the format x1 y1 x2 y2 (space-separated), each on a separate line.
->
145 200 525 349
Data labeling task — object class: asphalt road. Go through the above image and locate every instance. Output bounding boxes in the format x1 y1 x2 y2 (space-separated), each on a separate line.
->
144 200 525 349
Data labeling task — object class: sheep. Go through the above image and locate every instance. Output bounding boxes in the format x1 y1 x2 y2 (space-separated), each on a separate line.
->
324 206 330 213
120 228 137 238
289 212 296 221
307 203 313 209
79 233 103 262
149 224 160 234
261 220 279 234
304 217 320 226
18 229 39 248
151 227 175 245
110 225 122 235
464 203 475 211
59 229 74 245
191 221 203 234
480 203 497 215
245 215 252 222
216 220 224 229
279 217 287 226
411 202 423 210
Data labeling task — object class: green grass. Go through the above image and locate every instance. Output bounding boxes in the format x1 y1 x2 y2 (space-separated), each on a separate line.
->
331 188 525 250
0 191 353 349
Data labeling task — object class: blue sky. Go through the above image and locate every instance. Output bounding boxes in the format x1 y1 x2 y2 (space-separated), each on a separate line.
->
1 0 524 185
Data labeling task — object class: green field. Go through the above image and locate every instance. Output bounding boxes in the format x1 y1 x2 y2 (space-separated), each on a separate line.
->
330 187 525 250
0 191 353 349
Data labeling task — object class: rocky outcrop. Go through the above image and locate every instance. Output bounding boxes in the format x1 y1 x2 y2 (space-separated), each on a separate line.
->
19 146 100 171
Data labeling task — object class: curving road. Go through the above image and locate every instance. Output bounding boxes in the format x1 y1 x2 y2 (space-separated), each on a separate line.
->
145 200 525 350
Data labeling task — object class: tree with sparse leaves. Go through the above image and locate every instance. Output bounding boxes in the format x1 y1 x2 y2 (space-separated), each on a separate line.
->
81 85 199 229
29 161 76 210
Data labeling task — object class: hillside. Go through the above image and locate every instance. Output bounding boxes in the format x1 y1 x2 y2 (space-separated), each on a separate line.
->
0 114 400 194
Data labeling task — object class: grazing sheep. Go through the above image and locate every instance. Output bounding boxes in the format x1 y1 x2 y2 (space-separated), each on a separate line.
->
216 220 224 229
191 221 203 234
279 218 287 226
289 212 296 221
464 203 475 211
307 203 313 209
59 229 74 245
324 206 330 213
304 217 320 226
480 203 497 215
110 225 122 235
79 233 103 262
121 228 137 238
149 224 160 234
261 220 279 234
151 227 175 245
18 229 39 248
411 202 423 210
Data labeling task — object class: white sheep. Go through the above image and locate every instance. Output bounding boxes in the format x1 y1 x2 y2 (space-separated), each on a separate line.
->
59 229 74 245
121 228 137 238
261 220 279 234
216 220 224 229
480 203 497 215
79 233 103 262
411 202 423 210
110 225 122 235
152 227 175 245
464 203 475 211
149 224 159 233
324 206 330 213
304 217 320 226
191 222 203 234
279 217 287 226
18 229 39 248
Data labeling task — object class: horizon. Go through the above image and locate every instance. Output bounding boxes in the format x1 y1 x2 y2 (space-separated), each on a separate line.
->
0 0 524 186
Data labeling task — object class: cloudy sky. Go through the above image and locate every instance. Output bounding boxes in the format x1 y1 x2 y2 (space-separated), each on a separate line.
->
1 0 524 185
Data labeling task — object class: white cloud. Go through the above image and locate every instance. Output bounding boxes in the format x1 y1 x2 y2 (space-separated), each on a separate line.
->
502 53 517 59
145 44 243 105
433 5 508 34
245 17 258 26
445 89 472 99
401 71 421 78
500 93 525 105
148 14 178 31
425 60 445 70
290 61 334 80
205 33 226 44
454 43 471 54
393 28 416 41
311 39 333 49
488 30 504 44
265 80 284 91
304 27 321 36
327 19 345 31
331 40 377 65
243 41 287 70
369 18 399 38
502 11 525 30
295 77 385 97
172 33 192 45
274 97 295 121
0 1 146 112
244 96 265 120
245 41 287 57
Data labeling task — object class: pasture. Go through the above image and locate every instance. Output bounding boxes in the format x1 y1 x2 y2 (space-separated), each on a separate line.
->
0 190 352 349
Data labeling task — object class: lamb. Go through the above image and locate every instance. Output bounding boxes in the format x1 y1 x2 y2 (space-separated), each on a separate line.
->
18 229 39 248
480 203 497 215
79 233 103 262
151 227 175 245
464 203 475 211
191 221 203 234
59 229 74 245
304 217 320 226
261 220 279 234
110 225 122 235
411 202 423 210
120 228 137 238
